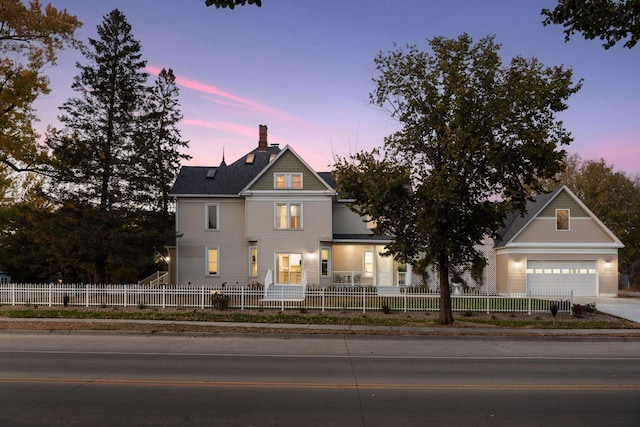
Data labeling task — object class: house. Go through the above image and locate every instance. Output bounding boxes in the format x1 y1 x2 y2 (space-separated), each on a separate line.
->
169 125 408 296
169 125 622 298
494 185 623 297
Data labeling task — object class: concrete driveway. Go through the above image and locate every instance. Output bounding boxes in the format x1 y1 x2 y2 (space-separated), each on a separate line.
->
575 293 640 323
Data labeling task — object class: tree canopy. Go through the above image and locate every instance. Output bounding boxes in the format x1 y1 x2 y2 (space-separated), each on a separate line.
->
0 0 81 174
205 0 261 9
555 154 640 278
542 0 640 49
333 34 582 324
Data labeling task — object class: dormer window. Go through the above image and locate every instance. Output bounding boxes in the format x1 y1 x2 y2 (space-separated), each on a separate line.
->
556 209 570 231
274 173 302 189
246 154 255 164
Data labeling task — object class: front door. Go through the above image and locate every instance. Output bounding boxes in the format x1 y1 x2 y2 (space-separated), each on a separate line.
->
276 253 302 284
377 254 393 286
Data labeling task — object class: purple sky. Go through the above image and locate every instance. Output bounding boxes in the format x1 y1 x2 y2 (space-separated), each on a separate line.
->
34 0 640 176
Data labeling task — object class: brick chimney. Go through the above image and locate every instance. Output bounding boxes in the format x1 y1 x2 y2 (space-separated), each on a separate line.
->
258 124 268 150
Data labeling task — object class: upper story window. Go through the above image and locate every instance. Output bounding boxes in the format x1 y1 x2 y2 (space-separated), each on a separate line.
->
276 203 302 230
206 203 219 230
556 209 570 231
274 173 302 189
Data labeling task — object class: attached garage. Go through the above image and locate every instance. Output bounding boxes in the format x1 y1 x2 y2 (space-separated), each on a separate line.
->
526 260 598 296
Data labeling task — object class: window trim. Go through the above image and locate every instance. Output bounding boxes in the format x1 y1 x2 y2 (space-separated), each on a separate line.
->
274 172 303 189
556 208 570 231
206 246 220 277
320 246 331 278
205 203 219 231
275 202 303 230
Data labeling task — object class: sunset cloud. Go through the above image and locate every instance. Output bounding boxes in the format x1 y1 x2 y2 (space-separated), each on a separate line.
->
146 65 292 120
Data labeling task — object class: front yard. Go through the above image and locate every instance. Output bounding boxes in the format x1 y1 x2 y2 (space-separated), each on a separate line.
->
0 304 637 334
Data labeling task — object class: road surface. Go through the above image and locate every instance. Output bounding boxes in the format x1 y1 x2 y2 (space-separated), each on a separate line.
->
1 332 639 426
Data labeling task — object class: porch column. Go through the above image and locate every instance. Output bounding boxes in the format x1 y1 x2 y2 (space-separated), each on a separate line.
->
406 264 413 286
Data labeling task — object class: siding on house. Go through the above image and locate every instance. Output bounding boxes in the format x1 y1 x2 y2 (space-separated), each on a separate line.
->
513 218 617 244
245 197 333 285
332 202 371 235
250 151 329 191
538 192 589 217
176 198 247 285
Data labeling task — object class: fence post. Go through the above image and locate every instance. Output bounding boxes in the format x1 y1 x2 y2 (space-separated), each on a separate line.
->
570 290 574 314
527 291 531 315
124 284 128 308
241 286 245 310
49 282 52 307
11 283 15 305
201 286 205 309
85 284 89 307
281 286 285 311
404 292 407 313
322 288 325 312
362 287 366 313
162 285 166 309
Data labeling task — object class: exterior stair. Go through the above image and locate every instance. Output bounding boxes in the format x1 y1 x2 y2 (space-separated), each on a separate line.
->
262 284 305 301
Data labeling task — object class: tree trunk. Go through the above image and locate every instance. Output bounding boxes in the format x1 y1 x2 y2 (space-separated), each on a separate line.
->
438 249 454 325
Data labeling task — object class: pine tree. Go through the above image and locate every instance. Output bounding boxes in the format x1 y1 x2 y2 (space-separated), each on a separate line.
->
135 68 191 218
45 9 149 283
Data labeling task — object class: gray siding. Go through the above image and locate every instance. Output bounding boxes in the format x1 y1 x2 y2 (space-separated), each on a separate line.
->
250 151 328 191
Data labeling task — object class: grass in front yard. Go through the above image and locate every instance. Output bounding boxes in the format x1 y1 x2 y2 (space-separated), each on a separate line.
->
0 305 637 329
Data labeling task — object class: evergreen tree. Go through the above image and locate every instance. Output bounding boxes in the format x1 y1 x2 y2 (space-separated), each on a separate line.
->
45 9 149 283
135 68 191 218
46 9 147 210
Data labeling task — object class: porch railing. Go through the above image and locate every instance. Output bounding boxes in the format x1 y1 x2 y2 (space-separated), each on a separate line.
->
0 283 573 315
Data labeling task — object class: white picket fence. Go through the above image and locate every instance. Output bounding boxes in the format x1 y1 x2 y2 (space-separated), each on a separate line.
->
0 283 573 314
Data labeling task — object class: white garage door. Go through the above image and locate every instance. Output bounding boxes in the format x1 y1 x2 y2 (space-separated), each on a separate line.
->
526 260 598 297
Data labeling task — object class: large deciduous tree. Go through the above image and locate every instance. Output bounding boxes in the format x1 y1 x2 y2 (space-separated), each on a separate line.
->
0 0 80 174
333 34 582 324
542 0 640 49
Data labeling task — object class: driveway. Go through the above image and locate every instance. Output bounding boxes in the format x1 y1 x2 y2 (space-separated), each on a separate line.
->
575 293 640 323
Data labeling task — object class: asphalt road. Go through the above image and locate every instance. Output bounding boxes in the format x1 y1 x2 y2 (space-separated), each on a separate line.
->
1 333 640 426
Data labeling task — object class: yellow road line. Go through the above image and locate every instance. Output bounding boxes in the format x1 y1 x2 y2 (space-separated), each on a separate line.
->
1 378 639 391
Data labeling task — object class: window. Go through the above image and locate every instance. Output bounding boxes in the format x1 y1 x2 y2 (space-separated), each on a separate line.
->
276 203 302 229
249 246 258 277
556 209 570 231
274 173 302 189
321 247 331 277
246 153 255 164
206 247 219 276
363 250 374 277
206 204 219 230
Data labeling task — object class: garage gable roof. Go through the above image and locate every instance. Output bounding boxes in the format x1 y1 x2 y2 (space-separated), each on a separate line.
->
495 185 624 248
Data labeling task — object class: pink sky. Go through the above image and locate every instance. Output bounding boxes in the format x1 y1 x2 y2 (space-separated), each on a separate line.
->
33 1 640 178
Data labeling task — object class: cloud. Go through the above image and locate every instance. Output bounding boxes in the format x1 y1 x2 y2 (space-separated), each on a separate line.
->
146 65 295 120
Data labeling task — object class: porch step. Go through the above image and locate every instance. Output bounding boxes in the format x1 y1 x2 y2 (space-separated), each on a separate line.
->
376 286 401 296
262 284 305 301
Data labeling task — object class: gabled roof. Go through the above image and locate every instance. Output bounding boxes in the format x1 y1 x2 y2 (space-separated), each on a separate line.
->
494 185 624 248
169 145 281 196
240 145 336 194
